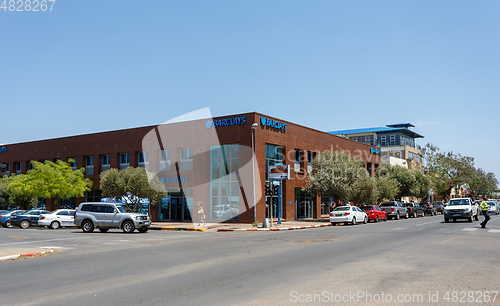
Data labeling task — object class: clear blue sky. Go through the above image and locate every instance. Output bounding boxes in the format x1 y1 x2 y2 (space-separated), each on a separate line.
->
1 0 500 181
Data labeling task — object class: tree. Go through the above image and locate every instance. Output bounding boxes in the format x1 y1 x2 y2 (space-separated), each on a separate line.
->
375 176 399 202
2 175 39 209
420 143 475 199
413 170 432 199
7 159 93 208
100 167 167 213
470 168 499 198
303 151 375 204
375 163 419 199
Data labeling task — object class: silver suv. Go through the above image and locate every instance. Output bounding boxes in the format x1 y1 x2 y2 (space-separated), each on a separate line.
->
75 202 150 233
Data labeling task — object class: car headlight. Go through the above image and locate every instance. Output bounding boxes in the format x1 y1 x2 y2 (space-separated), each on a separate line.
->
463 208 470 213
444 209 449 214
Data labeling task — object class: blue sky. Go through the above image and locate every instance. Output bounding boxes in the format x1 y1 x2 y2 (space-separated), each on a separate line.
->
1 0 500 180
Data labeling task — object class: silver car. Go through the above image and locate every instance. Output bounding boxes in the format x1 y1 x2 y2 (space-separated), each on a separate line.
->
74 202 150 233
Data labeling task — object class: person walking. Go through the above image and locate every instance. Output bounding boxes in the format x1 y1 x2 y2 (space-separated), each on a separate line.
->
197 201 206 227
480 198 490 229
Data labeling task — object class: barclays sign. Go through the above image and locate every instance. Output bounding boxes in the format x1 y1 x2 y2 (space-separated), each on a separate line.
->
206 116 246 129
0 146 6 153
260 117 287 131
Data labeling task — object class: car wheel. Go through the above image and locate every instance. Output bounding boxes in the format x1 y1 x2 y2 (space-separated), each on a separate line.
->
474 214 480 221
453 218 457 222
99 228 109 233
444 218 449 223
383 215 387 221
122 220 135 233
81 220 94 233
138 228 149 233
469 213 473 222
395 213 400 220
351 217 356 225
363 216 368 224
50 221 60 229
374 216 379 223
20 220 30 229
405 212 409 219
5 220 12 228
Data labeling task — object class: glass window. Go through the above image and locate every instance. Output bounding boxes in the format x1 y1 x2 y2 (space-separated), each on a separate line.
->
138 151 149 170
85 156 94 175
28 161 34 171
380 136 386 146
15 162 21 174
69 158 77 170
210 144 239 220
4 163 10 176
102 154 111 172
180 148 193 170
159 149 171 171
120 153 130 170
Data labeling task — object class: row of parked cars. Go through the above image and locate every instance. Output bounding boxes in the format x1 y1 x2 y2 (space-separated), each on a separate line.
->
329 200 440 225
0 202 151 233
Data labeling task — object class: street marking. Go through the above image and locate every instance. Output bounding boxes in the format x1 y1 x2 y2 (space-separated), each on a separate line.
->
488 229 500 233
391 228 406 231
40 246 74 250
415 221 441 227
462 228 478 232
0 237 85 246
7 236 29 240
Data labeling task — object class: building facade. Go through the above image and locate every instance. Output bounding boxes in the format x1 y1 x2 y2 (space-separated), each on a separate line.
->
0 112 381 223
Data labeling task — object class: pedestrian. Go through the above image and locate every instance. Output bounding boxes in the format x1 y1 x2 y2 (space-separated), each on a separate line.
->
197 201 206 226
480 198 490 229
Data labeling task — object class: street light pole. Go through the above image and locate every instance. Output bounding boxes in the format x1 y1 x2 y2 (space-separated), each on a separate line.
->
251 123 258 223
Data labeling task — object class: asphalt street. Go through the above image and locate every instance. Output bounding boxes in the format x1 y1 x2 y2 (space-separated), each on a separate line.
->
1 214 500 306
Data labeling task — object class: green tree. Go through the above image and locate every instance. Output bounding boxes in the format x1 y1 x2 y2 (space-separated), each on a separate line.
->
2 175 39 209
375 163 418 199
7 159 93 208
470 168 499 198
375 176 399 202
413 169 432 199
100 167 167 213
420 144 475 199
303 151 375 204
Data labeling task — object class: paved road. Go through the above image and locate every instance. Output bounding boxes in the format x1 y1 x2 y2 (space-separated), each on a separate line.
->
1 214 500 306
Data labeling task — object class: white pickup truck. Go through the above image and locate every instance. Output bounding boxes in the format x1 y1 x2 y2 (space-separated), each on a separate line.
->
443 198 479 223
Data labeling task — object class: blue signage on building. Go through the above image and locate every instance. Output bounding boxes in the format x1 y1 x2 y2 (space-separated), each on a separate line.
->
260 117 287 130
161 176 188 183
370 147 382 154
207 116 246 129
0 146 6 153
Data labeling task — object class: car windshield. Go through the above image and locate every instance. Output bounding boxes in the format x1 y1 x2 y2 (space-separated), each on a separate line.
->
404 204 413 207
488 202 495 206
379 202 394 207
360 206 373 211
333 207 350 211
115 205 132 213
448 199 469 206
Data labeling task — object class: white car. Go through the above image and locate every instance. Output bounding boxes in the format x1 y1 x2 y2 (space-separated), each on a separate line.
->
38 209 76 229
329 205 368 225
487 202 499 215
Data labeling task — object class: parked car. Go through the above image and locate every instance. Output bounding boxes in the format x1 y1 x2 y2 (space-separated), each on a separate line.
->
329 205 368 225
405 202 424 218
379 201 408 220
433 201 445 214
74 202 150 233
38 209 76 229
420 203 437 216
487 201 499 215
359 205 387 222
443 198 479 223
0 210 26 228
10 210 50 228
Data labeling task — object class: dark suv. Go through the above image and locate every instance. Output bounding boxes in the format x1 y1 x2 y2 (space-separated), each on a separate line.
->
420 203 437 216
404 203 423 218
75 202 150 233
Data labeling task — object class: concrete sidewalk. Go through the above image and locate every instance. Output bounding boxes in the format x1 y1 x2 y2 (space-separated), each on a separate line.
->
0 247 55 261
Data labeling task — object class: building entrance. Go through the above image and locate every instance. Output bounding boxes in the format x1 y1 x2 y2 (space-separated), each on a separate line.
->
159 189 193 222
295 188 314 219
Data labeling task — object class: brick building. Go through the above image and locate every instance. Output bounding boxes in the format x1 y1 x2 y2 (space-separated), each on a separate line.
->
0 112 381 223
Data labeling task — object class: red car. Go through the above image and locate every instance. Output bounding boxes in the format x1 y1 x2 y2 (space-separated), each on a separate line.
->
360 205 387 222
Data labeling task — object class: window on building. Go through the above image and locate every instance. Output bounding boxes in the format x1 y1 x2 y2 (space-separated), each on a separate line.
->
390 135 396 146
265 144 285 218
69 158 77 170
120 153 130 170
210 144 240 220
15 162 21 175
85 156 94 175
351 137 357 142
28 161 34 171
180 148 193 170
138 151 149 170
365 136 371 144
102 154 111 172
367 163 373 176
381 136 386 146
294 150 304 172
159 149 171 171
307 151 316 173
4 163 10 176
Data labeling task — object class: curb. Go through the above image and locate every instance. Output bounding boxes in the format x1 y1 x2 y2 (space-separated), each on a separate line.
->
217 223 332 232
0 249 54 262
152 227 206 232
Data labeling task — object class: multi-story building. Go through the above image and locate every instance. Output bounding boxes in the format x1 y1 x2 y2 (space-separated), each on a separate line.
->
0 112 381 223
